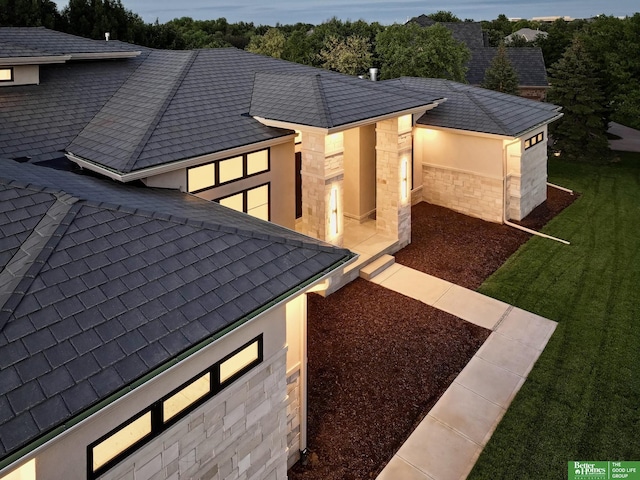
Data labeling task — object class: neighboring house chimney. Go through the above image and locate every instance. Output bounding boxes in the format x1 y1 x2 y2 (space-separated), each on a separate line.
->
369 68 378 81
105 32 110 41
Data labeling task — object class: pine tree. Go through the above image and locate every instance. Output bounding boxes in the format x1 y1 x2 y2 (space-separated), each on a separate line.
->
547 37 610 161
481 43 519 95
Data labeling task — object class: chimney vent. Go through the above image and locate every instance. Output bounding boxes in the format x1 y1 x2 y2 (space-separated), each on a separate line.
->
369 68 378 81
105 32 110 41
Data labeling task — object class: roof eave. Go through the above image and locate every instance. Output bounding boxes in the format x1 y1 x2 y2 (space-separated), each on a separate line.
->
66 133 295 183
68 51 141 60
253 102 441 134
0 55 71 65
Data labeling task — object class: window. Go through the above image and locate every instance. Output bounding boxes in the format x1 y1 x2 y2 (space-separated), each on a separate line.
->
0 68 13 83
90 410 153 475
524 132 544 150
0 459 35 480
217 184 270 221
88 335 263 478
187 149 270 193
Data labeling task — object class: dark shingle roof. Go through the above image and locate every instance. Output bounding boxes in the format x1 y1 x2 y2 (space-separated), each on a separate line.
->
0 27 140 57
0 159 354 460
467 47 548 87
249 72 438 129
408 15 486 48
386 77 560 137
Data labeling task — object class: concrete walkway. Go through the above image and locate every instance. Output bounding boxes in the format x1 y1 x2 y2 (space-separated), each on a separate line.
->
608 122 640 153
366 262 557 480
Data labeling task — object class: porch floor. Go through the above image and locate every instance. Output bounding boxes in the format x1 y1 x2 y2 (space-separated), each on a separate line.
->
342 217 397 275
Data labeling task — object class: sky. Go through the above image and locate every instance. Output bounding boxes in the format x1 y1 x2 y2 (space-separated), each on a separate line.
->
54 0 637 25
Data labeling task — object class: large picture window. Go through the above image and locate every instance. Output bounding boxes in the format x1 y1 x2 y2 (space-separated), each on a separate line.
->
217 183 270 221
88 335 263 479
187 148 270 193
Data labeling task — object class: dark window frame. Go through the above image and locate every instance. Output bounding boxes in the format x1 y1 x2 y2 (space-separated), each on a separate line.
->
87 335 263 479
187 148 271 194
215 182 271 221
0 67 14 83
524 132 544 151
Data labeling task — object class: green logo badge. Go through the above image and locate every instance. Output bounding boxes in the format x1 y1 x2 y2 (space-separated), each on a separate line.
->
568 462 640 480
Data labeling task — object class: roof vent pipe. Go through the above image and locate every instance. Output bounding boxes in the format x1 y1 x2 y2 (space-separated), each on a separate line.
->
105 32 110 41
369 68 378 81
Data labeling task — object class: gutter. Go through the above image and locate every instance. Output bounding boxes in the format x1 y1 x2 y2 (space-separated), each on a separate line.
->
65 134 295 183
0 250 357 474
0 55 71 65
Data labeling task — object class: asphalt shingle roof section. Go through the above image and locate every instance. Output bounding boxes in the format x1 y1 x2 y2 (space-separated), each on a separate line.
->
0 27 140 57
387 77 560 137
0 159 354 459
250 72 438 129
467 47 549 87
408 16 486 48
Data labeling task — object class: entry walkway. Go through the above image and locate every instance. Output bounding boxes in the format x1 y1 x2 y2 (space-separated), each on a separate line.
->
366 262 557 480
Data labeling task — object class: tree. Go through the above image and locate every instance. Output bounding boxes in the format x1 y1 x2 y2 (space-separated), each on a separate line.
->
318 35 372 75
0 0 62 29
482 14 513 46
246 28 286 58
547 37 610 161
375 23 469 81
426 11 461 22
482 43 519 94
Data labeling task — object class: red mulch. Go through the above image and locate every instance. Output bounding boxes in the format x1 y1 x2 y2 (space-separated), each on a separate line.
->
288 186 577 480
394 187 577 289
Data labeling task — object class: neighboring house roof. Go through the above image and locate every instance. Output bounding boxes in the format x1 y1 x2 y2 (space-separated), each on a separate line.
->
0 27 140 59
408 15 487 48
0 159 354 460
505 28 548 43
467 47 548 87
387 77 561 137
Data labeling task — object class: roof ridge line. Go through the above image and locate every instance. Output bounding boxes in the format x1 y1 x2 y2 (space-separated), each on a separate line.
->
0 194 80 331
465 88 511 134
312 74 333 129
122 50 199 173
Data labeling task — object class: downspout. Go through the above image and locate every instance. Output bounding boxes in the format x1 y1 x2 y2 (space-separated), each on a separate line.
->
502 139 570 245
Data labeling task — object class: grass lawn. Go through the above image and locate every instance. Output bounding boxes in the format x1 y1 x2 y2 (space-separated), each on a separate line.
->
469 153 640 479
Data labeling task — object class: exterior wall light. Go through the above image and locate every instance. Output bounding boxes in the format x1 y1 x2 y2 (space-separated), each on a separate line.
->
329 187 338 235
401 158 408 201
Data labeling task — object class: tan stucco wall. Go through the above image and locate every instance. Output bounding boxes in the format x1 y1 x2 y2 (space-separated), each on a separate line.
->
344 125 376 222
142 140 296 230
8 304 290 480
0 64 39 86
414 126 505 223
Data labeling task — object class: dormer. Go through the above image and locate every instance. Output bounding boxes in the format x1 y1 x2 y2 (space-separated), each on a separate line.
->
0 46 70 86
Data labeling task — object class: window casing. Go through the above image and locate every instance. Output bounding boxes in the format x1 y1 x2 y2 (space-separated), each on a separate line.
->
0 67 14 83
524 132 544 150
187 149 270 193
88 335 263 479
217 183 270 221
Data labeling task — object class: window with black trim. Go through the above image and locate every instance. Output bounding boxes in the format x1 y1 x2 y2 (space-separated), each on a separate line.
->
88 335 263 479
187 148 270 193
217 183 270 221
524 132 544 150
0 67 14 83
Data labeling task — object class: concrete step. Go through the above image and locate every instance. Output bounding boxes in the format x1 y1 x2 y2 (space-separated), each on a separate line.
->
359 254 395 281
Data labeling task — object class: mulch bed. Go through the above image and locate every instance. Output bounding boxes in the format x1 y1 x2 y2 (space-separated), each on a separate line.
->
394 186 578 289
289 186 577 480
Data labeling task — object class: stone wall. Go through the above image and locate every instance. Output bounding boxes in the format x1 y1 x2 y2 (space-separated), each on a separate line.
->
508 141 547 221
422 164 503 223
100 350 288 480
285 368 301 469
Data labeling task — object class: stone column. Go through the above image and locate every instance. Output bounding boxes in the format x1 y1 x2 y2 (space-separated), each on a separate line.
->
299 131 344 246
375 117 412 248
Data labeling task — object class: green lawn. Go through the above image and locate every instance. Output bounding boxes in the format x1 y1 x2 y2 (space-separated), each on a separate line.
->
468 153 640 479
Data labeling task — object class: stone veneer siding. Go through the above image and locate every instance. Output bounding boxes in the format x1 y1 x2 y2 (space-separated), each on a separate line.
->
422 165 503 223
100 350 288 480
375 118 412 248
285 369 301 469
508 141 547 221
